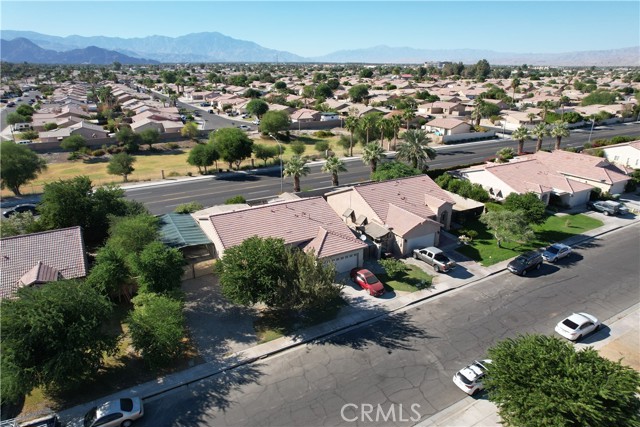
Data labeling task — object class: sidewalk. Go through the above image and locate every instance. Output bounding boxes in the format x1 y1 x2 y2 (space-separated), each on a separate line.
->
417 303 640 427
57 213 640 425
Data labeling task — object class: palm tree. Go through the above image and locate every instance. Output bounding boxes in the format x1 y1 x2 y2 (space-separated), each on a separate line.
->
539 100 555 122
527 112 536 124
359 113 378 144
531 122 549 152
344 115 360 157
495 147 516 163
283 156 310 192
390 115 403 150
321 156 347 186
378 118 392 150
402 109 416 130
510 78 520 107
512 126 530 155
550 120 570 150
361 142 386 174
396 129 437 170
471 99 487 126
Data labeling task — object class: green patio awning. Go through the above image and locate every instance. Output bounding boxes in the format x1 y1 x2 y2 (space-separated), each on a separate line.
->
158 213 212 249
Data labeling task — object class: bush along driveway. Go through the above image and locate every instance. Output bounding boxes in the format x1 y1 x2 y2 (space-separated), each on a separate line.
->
454 213 604 266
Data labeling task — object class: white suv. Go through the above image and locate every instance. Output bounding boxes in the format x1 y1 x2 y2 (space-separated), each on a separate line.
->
453 359 492 395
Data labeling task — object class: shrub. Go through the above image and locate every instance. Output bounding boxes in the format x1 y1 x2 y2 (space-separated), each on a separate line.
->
314 140 331 153
379 258 407 278
225 195 247 204
167 171 181 177
175 201 204 213
92 149 106 156
313 130 334 138
167 142 180 150
290 140 306 156
67 152 81 161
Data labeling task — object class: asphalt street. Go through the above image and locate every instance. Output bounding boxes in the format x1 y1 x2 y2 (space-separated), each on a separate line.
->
136 225 640 427
125 122 640 214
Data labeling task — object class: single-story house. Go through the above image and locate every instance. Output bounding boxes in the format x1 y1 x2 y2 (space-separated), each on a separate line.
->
424 117 472 136
601 140 640 169
418 101 466 116
0 227 88 300
324 175 455 258
201 197 367 273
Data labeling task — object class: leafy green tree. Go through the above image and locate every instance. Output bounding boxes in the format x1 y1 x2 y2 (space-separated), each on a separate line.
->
321 156 347 186
246 99 269 118
107 214 159 255
128 293 185 369
485 334 640 427
19 130 39 141
16 104 35 117
283 156 310 192
530 123 550 152
139 128 160 149
43 122 58 131
180 121 200 141
314 139 331 154
60 134 87 152
315 83 333 99
107 152 136 182
259 110 291 135
511 126 530 154
130 241 185 294
361 142 386 174
551 120 570 150
212 128 254 170
253 143 279 166
0 211 43 237
581 90 619 106
371 161 420 182
85 245 131 299
359 68 374 79
0 280 115 395
290 140 306 156
348 84 369 103
116 126 141 152
0 141 47 196
495 147 516 163
39 176 95 231
6 112 29 129
396 129 436 170
503 192 547 225
188 142 219 173
480 209 534 247
174 201 204 213
283 248 341 311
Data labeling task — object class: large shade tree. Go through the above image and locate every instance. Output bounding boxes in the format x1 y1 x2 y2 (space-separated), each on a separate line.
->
212 127 254 170
107 152 136 182
485 334 640 427
480 209 534 248
396 129 436 170
0 141 47 196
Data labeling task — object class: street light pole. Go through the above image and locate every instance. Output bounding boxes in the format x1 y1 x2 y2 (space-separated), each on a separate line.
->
587 118 596 146
270 133 283 194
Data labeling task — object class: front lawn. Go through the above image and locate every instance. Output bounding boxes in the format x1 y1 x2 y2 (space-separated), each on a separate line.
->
378 264 433 293
456 213 603 266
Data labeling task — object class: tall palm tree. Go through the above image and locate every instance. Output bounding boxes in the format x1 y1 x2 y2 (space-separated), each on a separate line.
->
402 109 416 130
283 156 310 193
390 115 403 150
512 126 530 155
550 120 570 150
471 99 487 126
361 142 385 174
344 115 360 157
396 129 437 170
527 112 536 124
359 113 378 145
531 122 549 152
321 156 347 186
539 100 554 122
510 78 520 107
378 118 392 150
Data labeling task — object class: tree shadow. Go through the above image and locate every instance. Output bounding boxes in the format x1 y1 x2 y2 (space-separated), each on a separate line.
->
214 173 260 182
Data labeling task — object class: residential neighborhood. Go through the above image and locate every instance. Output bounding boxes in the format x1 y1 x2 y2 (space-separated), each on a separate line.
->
1 7 640 426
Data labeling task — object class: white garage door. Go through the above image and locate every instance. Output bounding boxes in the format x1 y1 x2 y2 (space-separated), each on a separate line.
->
330 251 361 273
407 234 435 253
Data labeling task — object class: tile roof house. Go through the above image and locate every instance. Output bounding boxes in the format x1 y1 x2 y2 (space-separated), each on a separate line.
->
418 101 466 116
203 197 367 273
324 175 455 258
601 140 640 169
424 117 472 136
0 227 88 299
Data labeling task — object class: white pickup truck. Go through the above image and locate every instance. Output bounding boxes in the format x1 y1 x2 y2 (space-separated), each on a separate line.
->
413 247 456 273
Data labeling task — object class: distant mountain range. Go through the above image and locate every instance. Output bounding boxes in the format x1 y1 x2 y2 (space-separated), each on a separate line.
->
1 38 159 65
1 30 638 66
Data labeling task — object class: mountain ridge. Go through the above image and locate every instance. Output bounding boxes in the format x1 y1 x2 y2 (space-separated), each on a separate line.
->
1 30 638 66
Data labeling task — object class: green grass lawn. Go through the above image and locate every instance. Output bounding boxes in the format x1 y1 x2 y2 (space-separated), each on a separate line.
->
378 264 433 293
456 214 603 266
254 296 347 344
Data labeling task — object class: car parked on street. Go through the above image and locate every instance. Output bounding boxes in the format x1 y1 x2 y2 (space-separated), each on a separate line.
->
507 251 543 276
555 312 600 341
452 359 492 395
542 243 572 263
3 203 38 218
587 200 627 216
17 413 62 427
413 247 456 273
83 397 144 427
350 268 385 297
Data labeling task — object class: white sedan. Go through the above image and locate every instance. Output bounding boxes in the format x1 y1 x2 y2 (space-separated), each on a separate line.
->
555 312 601 341
452 359 492 395
83 397 144 427
542 243 572 262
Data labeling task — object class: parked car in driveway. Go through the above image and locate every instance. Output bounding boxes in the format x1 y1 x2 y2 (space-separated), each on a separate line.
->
507 251 543 276
555 312 600 341
413 247 456 273
453 359 492 395
3 203 38 218
83 397 144 427
587 200 627 216
542 243 572 263
350 268 385 297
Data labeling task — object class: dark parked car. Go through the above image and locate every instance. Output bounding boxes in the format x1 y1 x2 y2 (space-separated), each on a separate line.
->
587 200 627 216
507 251 543 276
3 203 38 218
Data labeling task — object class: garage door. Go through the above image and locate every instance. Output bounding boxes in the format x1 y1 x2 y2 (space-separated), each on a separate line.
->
407 233 435 253
330 251 361 273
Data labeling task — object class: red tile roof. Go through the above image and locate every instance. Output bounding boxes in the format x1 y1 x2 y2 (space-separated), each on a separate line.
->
531 150 629 185
208 197 366 259
1 226 88 299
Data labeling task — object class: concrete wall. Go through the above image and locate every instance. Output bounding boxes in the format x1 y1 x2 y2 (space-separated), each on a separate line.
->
289 119 342 131
25 132 185 153
442 131 495 143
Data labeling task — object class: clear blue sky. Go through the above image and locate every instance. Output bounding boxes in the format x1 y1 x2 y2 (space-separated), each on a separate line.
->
1 1 638 57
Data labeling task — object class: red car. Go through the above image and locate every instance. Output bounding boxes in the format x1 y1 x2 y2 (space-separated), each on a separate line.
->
350 268 385 297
